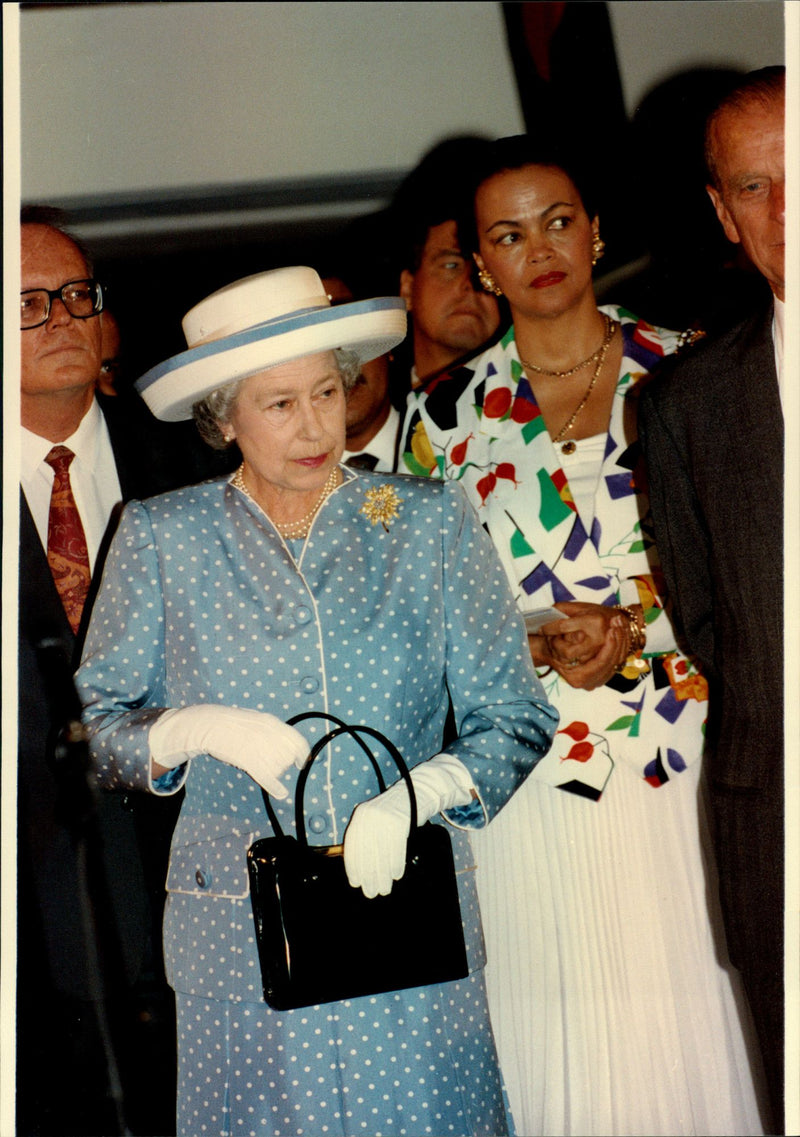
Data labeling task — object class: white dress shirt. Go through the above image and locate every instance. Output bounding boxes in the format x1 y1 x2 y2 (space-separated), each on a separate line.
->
773 294 784 403
20 398 122 573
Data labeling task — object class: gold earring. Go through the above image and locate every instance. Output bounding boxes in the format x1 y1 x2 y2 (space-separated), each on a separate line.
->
478 267 503 296
591 233 605 266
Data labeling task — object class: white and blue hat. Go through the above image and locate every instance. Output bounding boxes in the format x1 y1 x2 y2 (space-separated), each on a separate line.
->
136 266 407 421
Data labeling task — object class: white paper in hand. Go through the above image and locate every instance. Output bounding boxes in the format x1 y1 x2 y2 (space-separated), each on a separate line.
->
523 606 568 634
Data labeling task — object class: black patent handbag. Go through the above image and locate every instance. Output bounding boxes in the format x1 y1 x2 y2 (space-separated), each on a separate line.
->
246 712 469 1011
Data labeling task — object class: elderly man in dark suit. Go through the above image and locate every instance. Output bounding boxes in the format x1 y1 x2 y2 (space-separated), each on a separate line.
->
17 215 225 1135
638 66 785 1134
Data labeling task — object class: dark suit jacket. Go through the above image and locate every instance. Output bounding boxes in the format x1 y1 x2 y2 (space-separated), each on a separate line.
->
17 391 228 1133
638 303 784 1131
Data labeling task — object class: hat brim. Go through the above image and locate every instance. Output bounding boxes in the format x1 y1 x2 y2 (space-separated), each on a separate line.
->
136 297 407 421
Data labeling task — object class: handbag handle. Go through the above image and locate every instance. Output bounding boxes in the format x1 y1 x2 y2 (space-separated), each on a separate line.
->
259 711 383 837
288 711 389 793
259 713 418 846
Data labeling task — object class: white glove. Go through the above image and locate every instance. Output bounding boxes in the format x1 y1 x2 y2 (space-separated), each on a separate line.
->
149 705 308 799
343 754 474 898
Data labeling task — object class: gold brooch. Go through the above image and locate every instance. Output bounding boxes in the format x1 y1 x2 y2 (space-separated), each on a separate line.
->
359 484 402 531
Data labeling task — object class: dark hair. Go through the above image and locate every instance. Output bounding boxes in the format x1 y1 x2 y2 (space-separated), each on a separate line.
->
389 135 495 273
20 204 95 275
704 65 785 189
459 134 597 257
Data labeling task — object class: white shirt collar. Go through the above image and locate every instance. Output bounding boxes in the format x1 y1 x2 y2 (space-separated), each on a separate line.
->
341 405 400 472
20 396 104 481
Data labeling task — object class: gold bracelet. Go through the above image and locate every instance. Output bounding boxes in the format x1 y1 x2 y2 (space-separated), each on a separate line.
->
614 605 646 656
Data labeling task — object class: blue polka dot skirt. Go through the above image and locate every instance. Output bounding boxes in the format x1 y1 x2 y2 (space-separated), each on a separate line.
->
175 973 511 1136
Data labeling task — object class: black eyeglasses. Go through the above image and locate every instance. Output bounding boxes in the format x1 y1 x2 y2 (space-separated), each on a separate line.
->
21 278 104 329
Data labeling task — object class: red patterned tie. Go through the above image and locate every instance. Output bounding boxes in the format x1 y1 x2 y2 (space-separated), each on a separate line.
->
44 445 91 635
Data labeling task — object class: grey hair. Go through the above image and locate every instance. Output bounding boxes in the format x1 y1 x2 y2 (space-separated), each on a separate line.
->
191 347 361 450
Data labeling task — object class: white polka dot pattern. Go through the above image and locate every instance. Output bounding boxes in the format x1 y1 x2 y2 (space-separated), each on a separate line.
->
77 469 557 1135
176 975 508 1136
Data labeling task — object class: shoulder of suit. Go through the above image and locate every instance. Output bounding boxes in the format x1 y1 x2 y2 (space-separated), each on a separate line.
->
642 301 774 397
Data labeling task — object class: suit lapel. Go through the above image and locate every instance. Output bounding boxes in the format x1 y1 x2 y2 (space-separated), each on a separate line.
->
714 305 782 491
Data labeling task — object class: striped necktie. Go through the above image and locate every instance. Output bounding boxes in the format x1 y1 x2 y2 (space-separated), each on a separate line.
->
44 445 91 635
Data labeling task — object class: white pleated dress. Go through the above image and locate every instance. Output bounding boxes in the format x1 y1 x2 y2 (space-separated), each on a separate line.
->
470 437 767 1137
472 761 768 1137
405 320 769 1136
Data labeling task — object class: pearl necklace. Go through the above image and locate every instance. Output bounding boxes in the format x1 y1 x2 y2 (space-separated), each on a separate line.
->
231 464 340 539
519 313 616 378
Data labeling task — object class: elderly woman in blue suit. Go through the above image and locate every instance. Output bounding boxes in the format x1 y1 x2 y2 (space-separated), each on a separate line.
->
76 266 557 1137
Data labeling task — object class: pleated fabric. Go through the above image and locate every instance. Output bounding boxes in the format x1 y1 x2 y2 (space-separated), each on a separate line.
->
471 762 768 1137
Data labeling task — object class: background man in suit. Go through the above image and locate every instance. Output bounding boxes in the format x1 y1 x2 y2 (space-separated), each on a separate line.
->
398 216 502 388
377 136 503 392
321 275 402 472
97 308 123 395
17 215 219 1134
638 66 785 1133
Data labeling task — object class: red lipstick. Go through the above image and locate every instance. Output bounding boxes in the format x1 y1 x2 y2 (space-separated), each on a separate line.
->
296 454 329 469
532 272 566 289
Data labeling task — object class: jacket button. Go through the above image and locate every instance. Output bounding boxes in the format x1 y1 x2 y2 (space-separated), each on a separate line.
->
300 676 319 693
195 869 210 889
295 605 312 624
308 814 327 834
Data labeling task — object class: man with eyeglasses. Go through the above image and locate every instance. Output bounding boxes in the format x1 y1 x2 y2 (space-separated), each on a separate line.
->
17 213 212 1135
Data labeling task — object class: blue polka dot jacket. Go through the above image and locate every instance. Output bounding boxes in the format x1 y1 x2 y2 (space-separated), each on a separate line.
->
77 468 557 1001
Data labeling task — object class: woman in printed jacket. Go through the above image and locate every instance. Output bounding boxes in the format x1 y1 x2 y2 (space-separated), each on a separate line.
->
400 135 767 1137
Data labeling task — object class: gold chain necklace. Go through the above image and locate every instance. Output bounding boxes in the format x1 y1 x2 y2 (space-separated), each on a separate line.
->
232 464 340 539
519 315 616 377
552 318 618 453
